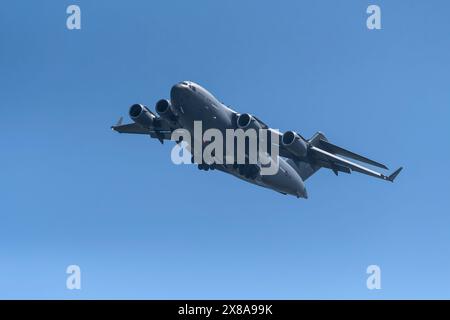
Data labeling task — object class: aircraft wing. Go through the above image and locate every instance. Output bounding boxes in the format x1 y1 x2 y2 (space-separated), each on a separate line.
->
112 122 150 134
317 139 388 169
111 117 174 143
310 145 403 182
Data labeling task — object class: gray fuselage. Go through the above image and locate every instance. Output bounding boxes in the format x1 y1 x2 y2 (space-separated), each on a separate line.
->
169 81 308 198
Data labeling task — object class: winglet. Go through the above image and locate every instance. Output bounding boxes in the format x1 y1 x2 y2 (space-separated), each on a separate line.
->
387 167 403 182
111 117 124 131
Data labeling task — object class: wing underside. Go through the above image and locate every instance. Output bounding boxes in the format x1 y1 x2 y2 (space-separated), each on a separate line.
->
111 118 174 142
310 145 402 182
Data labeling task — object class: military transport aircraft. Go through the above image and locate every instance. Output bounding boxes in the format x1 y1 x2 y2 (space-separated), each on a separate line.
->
112 81 402 198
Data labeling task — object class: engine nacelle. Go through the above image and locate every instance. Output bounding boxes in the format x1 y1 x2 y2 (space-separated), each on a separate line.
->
129 104 156 128
281 131 308 158
236 113 262 131
155 99 177 121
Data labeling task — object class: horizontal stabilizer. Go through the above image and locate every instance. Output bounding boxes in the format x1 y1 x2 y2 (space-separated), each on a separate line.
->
319 139 388 170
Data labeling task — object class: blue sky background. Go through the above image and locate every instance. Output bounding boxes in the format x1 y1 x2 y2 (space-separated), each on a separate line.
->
1 0 449 299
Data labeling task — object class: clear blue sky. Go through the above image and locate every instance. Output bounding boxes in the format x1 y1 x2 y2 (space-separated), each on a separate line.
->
1 0 450 299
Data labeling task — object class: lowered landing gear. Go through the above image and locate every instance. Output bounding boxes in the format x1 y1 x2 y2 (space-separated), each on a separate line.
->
233 163 259 180
198 163 216 171
192 156 258 179
192 156 216 171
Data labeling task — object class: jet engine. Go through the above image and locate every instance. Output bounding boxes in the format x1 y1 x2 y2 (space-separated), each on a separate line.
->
129 104 156 128
236 113 262 130
281 131 308 158
155 99 177 121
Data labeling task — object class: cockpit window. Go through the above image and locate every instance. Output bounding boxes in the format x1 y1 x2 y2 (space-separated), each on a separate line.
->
182 81 189 85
